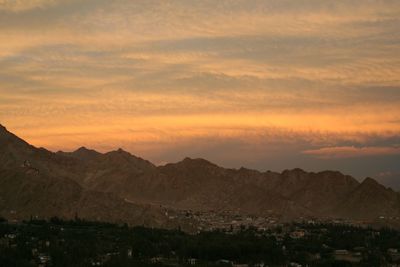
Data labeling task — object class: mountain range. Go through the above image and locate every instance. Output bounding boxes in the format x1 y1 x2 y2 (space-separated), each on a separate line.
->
1 124 400 229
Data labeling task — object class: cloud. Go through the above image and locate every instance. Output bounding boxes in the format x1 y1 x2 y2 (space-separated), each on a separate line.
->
302 146 400 159
0 0 55 12
0 0 399 184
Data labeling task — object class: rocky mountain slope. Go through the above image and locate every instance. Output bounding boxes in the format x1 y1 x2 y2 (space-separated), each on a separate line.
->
1 124 399 225
0 125 169 227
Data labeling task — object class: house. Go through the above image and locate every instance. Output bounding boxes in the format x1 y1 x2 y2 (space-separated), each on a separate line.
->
38 254 51 266
334 250 349 255
188 258 197 265
290 230 305 239
334 250 362 263
217 259 233 265
6 234 16 239
150 256 164 263
127 248 133 258
388 248 400 262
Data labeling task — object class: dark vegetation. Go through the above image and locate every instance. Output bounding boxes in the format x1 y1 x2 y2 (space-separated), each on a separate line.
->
0 217 400 266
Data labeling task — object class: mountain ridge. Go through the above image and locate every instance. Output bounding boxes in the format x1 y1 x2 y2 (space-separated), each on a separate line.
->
1 123 399 228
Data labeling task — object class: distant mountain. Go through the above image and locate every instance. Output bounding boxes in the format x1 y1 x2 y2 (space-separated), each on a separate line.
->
1 124 400 227
0 125 168 227
335 177 400 220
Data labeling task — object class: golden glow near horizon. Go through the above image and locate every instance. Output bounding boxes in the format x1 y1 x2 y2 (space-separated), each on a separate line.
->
0 0 400 182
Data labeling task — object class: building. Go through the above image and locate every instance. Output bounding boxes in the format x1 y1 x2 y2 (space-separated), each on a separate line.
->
188 258 197 265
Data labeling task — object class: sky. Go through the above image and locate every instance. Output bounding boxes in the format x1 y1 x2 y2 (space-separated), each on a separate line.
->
0 0 399 188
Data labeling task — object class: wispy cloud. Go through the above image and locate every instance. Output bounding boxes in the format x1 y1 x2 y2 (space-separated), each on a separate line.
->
0 0 56 12
0 0 399 183
302 146 400 159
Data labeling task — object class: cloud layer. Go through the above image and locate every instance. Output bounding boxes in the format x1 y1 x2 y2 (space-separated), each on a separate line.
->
303 146 400 159
0 0 399 185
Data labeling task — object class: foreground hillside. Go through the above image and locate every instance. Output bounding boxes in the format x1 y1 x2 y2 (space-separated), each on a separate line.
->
1 123 400 228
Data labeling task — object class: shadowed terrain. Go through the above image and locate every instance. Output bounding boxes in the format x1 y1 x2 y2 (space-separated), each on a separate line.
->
1 123 400 228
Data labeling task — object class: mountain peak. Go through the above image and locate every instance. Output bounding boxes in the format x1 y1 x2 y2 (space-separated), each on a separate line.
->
102 149 155 170
281 168 306 176
108 148 132 156
0 124 10 136
75 146 90 152
160 157 219 170
0 124 30 148
357 177 389 193
181 157 216 166
361 177 380 187
107 148 146 161
65 146 102 161
73 146 100 154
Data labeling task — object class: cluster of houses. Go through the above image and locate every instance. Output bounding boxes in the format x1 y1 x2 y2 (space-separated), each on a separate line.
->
149 256 266 267
0 233 52 266
170 209 281 232
3 217 400 267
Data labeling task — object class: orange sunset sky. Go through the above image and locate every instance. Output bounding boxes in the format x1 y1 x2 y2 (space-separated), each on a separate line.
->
0 1 399 187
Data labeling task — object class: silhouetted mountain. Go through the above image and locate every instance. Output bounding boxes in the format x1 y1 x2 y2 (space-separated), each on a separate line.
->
0 125 168 227
58 146 102 162
335 177 400 220
1 123 400 227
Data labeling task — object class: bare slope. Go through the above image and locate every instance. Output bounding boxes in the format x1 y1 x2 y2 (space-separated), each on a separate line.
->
1 123 399 224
